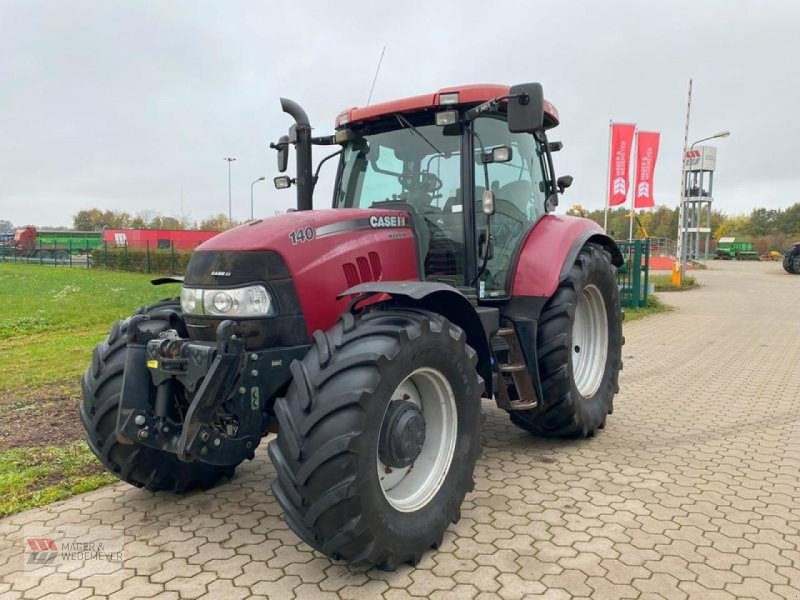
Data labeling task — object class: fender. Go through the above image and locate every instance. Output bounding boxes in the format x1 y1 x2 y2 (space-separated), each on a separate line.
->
511 214 623 298
151 275 184 286
338 281 496 397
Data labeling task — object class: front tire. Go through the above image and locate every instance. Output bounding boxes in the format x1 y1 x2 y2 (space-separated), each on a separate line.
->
79 300 238 492
268 308 482 569
510 243 623 438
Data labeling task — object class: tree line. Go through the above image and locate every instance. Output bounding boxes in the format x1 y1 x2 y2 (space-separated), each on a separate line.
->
5 201 799 253
567 202 800 252
71 209 235 232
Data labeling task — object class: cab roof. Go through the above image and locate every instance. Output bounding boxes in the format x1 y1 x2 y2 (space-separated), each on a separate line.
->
336 84 559 130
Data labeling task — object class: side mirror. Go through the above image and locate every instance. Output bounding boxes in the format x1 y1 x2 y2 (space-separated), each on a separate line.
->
482 190 496 215
478 146 514 164
271 135 290 173
508 82 544 133
274 176 292 190
557 175 573 193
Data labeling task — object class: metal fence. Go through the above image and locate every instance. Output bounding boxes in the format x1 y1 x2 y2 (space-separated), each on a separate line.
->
5 237 652 305
616 240 651 308
0 239 95 267
0 240 198 275
645 237 677 258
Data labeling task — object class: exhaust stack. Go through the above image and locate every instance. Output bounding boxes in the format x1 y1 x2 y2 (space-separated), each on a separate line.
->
280 98 313 212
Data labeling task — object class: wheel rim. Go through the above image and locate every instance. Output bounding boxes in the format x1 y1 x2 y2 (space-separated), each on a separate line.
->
571 284 609 398
377 367 457 512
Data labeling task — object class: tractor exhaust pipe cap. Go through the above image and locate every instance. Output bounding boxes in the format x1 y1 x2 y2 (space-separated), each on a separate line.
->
279 98 313 212
280 98 310 127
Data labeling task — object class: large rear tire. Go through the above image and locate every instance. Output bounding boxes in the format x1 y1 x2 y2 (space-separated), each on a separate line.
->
268 308 482 569
510 243 622 438
79 300 237 492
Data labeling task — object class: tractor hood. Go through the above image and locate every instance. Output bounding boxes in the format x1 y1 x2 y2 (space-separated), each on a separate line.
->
197 209 413 255
186 209 420 337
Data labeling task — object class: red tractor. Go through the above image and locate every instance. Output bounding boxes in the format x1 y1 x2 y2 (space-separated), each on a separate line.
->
80 83 623 569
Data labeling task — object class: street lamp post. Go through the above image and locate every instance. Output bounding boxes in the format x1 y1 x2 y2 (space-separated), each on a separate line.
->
676 131 730 281
224 157 236 225
250 176 266 221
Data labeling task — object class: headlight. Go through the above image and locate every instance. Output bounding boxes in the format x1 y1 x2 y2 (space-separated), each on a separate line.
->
180 285 273 317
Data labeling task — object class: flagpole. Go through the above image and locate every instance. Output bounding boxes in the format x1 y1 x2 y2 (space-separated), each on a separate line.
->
675 79 693 285
629 127 638 241
603 120 612 233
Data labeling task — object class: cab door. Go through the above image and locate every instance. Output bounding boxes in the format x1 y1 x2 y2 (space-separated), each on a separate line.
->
472 115 549 297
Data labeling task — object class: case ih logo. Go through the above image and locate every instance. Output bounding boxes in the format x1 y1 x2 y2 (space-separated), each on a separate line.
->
612 178 626 195
637 182 650 198
26 538 59 565
370 215 408 228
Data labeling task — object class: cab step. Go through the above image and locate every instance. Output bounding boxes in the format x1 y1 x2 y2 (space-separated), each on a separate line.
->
492 324 538 412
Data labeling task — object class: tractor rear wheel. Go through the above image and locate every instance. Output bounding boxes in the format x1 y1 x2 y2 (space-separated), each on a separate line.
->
79 300 237 492
268 308 482 569
510 243 622 438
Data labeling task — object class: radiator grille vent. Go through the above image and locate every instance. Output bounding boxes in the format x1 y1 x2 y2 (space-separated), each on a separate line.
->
342 252 383 286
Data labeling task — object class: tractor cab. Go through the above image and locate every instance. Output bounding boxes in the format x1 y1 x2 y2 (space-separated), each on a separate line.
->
274 84 566 298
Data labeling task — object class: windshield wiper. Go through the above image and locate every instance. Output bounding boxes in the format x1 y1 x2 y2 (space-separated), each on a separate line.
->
394 113 442 156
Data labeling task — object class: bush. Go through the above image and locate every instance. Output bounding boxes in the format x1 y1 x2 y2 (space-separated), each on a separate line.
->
650 274 697 292
90 246 192 274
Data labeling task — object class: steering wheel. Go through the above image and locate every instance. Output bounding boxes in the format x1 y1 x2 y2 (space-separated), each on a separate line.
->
398 172 443 194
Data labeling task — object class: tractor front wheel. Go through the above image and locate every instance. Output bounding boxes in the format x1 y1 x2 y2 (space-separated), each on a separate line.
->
268 308 482 569
79 301 238 492
510 243 622 438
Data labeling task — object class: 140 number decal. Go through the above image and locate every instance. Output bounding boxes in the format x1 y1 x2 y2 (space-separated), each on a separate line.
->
288 226 315 245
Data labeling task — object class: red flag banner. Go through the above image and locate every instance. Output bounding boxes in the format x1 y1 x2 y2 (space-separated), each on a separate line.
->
608 123 636 206
634 131 660 208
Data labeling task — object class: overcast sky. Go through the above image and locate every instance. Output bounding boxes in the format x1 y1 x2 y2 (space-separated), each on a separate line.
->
1 0 798 228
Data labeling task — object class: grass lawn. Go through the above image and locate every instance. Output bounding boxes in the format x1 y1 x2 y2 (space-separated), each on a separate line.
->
0 262 674 517
0 264 180 391
0 263 181 516
624 295 670 322
650 273 698 292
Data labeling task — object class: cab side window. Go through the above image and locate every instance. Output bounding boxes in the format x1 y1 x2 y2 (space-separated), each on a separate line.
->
474 115 547 295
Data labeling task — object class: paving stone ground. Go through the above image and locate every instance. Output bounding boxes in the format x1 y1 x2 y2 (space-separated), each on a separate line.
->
1 260 799 599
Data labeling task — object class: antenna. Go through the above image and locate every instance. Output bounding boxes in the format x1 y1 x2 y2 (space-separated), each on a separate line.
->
366 46 386 106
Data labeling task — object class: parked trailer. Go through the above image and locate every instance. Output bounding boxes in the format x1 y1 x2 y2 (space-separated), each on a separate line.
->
102 229 218 251
714 237 759 260
36 230 103 252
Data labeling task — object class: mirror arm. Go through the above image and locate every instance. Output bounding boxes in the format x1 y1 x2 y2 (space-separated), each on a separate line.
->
464 93 528 122
471 215 493 287
311 135 337 146
312 149 343 190
540 131 561 212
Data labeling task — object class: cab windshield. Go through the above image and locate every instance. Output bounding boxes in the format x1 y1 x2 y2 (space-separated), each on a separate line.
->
335 118 467 284
335 113 548 294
